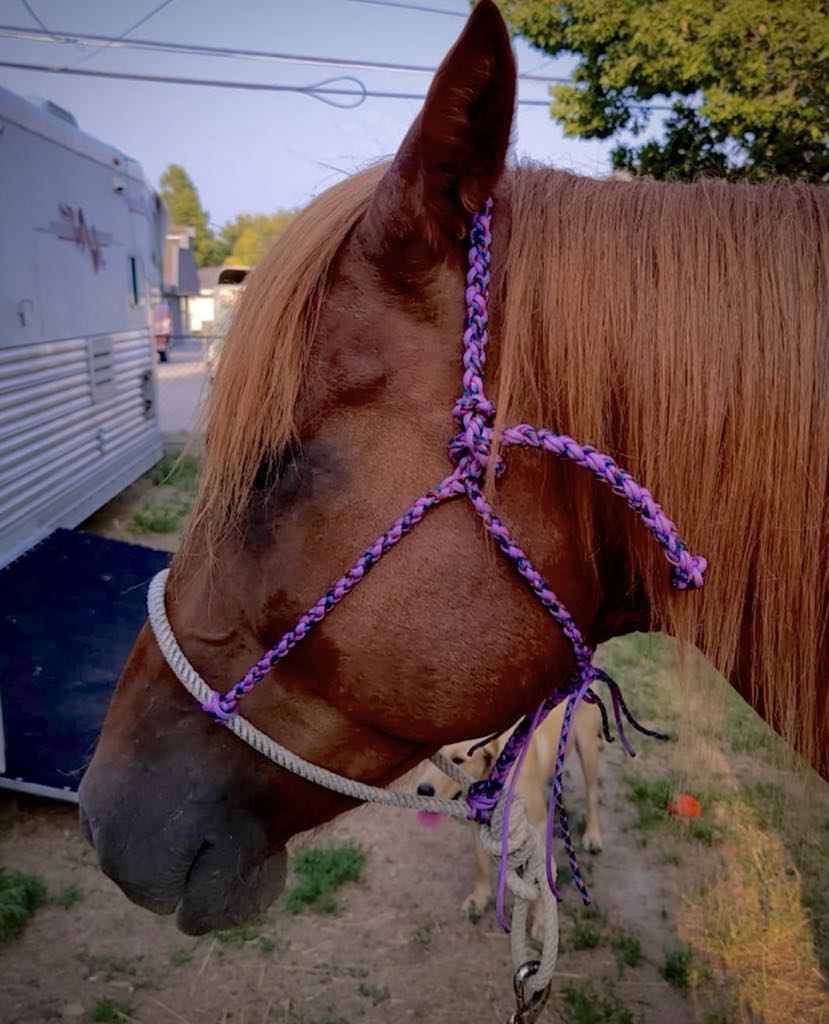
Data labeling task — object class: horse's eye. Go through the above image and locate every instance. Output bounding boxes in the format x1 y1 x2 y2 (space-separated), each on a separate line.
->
452 756 464 765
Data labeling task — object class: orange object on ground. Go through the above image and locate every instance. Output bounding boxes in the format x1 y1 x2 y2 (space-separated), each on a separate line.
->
667 793 702 818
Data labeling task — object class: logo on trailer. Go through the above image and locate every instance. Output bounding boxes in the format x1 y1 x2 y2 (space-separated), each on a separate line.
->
47 204 112 272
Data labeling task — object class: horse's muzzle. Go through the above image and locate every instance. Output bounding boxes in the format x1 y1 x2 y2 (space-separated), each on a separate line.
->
78 764 287 934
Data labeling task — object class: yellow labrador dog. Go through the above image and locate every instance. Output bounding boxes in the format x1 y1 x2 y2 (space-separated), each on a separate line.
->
416 701 603 935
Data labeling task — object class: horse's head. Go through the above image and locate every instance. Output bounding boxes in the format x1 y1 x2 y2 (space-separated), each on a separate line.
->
78 1 595 935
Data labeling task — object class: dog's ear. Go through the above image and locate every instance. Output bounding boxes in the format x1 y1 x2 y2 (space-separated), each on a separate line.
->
480 738 502 771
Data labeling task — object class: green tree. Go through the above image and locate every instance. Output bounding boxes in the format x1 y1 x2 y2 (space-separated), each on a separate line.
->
219 211 297 266
158 164 230 267
497 0 828 181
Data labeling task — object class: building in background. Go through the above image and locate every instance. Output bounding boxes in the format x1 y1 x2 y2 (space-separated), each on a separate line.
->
162 225 200 344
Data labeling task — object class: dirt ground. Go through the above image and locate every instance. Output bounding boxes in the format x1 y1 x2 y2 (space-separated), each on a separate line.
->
1 456 827 1024
0 743 704 1024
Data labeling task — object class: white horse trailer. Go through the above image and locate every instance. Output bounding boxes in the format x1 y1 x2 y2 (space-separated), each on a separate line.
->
0 85 164 569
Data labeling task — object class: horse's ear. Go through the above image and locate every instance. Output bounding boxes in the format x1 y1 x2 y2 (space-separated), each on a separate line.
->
363 0 516 255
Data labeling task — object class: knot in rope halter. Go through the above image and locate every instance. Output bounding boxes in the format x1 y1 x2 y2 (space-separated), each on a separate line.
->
147 198 707 1002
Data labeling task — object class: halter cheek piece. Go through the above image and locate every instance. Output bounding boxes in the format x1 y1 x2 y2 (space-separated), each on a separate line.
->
148 198 705 944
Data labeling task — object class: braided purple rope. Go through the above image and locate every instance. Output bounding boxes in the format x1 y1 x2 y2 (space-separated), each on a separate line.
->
197 197 705 925
203 469 464 720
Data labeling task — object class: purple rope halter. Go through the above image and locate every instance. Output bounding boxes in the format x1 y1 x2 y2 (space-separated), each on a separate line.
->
200 198 707 929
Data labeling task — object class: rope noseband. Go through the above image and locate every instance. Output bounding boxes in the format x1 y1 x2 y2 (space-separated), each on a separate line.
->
148 198 706 1003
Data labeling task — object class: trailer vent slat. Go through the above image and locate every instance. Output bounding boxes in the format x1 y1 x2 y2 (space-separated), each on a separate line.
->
87 335 116 404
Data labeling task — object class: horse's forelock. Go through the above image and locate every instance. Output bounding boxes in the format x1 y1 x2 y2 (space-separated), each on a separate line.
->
187 163 388 549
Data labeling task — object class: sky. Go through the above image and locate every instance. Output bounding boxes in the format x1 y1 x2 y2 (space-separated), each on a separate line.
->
0 0 624 228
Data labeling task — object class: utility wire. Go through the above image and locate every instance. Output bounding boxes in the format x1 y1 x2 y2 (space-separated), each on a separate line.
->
346 0 465 14
19 0 53 36
0 59 563 107
69 0 177 67
0 24 573 85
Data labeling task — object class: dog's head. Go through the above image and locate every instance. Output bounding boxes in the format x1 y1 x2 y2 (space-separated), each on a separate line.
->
415 734 507 801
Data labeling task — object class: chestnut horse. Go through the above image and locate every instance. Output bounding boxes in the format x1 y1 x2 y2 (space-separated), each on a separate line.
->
80 0 828 936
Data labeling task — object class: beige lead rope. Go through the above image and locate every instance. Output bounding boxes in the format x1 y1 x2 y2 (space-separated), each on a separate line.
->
147 567 559 1006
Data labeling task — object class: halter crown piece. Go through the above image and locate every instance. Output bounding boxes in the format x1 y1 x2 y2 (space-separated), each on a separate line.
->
148 199 706 934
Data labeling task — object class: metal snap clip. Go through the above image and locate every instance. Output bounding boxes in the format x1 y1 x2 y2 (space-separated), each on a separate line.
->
507 961 551 1024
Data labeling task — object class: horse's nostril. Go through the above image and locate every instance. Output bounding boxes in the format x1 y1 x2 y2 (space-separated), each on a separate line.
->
417 782 435 797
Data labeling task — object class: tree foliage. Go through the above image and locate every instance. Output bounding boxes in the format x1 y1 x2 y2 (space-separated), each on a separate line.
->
158 164 225 267
158 165 296 268
497 0 828 181
219 211 297 266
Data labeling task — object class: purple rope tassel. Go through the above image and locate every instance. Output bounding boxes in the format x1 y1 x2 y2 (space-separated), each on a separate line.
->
196 198 705 927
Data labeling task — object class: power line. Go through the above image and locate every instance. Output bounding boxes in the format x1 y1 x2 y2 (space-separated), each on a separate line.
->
69 0 177 68
0 59 560 108
18 0 53 37
0 24 573 85
346 0 465 14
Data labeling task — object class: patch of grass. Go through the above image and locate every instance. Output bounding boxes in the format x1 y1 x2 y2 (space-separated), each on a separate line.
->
684 818 722 846
150 450 200 492
660 946 709 991
560 982 635 1024
624 773 676 830
212 914 267 945
571 904 607 950
412 921 433 946
130 499 190 534
87 999 133 1023
0 867 46 942
259 935 278 955
624 773 722 845
76 952 147 986
284 843 365 915
53 884 83 909
358 982 390 1006
612 931 643 970
169 948 193 966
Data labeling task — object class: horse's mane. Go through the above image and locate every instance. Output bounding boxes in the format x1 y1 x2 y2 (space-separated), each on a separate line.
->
193 162 387 537
194 160 828 768
496 166 829 767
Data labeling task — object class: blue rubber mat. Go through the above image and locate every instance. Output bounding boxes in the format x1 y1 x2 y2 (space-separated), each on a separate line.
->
0 529 170 800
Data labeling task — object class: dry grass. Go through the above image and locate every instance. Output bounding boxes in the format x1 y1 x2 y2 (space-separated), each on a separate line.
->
681 808 829 1024
600 632 829 1024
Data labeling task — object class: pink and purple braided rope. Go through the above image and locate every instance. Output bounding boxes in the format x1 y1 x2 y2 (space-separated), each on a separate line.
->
199 198 707 931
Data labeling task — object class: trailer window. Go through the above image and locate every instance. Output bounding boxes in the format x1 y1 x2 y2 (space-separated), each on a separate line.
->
128 256 139 306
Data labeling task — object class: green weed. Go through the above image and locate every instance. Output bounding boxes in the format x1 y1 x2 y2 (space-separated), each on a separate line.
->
624 773 676 829
612 931 643 970
87 998 133 1023
150 451 200 492
0 867 46 942
571 904 607 950
169 948 193 966
284 844 365 914
560 982 635 1024
53 884 83 909
130 499 190 533
212 915 267 945
660 946 709 990
358 982 390 1006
